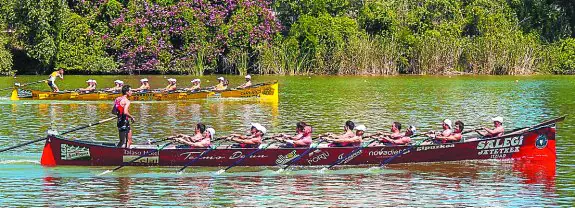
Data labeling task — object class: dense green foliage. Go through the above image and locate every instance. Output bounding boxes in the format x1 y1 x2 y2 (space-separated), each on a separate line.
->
1 0 574 75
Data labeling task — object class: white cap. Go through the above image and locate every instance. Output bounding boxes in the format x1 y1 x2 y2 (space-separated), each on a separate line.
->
206 128 215 137
355 125 367 131
191 79 201 83
492 116 504 123
117 81 124 84
92 80 97 84
443 119 452 129
167 78 176 82
217 77 225 81
86 79 92 83
409 125 417 132
251 123 267 134
245 75 251 79
140 78 148 82
114 80 122 83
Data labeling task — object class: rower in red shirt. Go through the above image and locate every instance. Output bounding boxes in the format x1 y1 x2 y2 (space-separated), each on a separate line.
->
326 124 365 147
229 123 266 148
277 122 313 148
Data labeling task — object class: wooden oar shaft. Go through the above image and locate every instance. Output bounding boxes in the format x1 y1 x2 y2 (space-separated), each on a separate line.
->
0 117 115 154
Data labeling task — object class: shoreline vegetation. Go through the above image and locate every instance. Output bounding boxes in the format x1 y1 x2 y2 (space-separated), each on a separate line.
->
1 0 574 76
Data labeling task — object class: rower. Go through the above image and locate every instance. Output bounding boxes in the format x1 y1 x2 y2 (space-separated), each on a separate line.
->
425 119 454 144
47 68 64 92
107 80 124 92
476 116 504 138
78 79 96 92
325 120 355 147
113 85 135 148
237 75 252 89
229 123 266 148
436 121 464 143
185 79 201 91
177 127 214 148
171 123 206 144
379 123 415 145
212 77 227 91
164 78 177 92
327 123 365 147
133 78 150 92
277 122 313 148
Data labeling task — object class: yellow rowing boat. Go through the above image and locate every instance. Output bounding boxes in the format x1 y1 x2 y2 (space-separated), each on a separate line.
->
11 81 279 101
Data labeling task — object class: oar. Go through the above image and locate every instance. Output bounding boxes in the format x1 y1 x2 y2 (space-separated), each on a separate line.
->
0 79 47 92
319 138 380 172
98 142 173 176
0 117 115 154
276 138 327 173
216 138 279 174
378 138 431 167
175 137 229 174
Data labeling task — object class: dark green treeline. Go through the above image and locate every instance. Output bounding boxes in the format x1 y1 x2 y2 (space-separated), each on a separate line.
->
0 0 574 76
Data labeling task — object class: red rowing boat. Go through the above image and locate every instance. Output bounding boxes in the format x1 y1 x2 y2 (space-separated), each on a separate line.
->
40 117 562 167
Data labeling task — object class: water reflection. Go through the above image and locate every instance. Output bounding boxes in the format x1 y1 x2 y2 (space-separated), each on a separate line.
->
0 75 573 206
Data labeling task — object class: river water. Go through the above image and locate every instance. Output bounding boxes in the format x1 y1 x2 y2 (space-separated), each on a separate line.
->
0 75 573 206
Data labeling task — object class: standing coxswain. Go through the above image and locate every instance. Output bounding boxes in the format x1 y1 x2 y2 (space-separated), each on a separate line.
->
113 85 135 148
47 68 64 92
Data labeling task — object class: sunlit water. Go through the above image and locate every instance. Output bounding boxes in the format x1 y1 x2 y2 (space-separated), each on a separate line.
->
0 75 574 206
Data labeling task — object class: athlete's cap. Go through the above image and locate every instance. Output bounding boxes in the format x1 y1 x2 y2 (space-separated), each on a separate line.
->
217 77 225 81
191 79 201 83
114 80 122 83
355 125 367 131
443 119 452 129
86 79 92 83
167 78 176 82
245 75 251 79
140 78 148 82
206 128 215 137
408 125 417 133
491 116 504 123
251 123 267 134
117 81 124 84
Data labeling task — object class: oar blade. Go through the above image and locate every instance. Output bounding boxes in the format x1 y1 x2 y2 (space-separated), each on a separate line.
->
215 169 226 175
97 170 113 176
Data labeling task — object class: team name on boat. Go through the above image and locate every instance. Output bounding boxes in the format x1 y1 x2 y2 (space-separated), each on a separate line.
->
476 136 523 156
476 136 523 150
369 148 408 156
124 149 159 156
416 144 455 151
307 151 329 165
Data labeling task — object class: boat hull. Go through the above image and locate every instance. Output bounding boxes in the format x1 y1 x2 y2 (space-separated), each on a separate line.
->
12 81 279 101
40 125 557 167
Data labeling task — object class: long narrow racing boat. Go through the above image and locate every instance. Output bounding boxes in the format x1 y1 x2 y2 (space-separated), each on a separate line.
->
39 116 563 167
11 81 278 101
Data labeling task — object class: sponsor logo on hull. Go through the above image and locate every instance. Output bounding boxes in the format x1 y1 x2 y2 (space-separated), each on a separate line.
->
61 143 91 161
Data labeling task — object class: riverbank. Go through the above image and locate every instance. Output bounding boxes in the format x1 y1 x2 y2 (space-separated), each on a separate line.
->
1 0 574 76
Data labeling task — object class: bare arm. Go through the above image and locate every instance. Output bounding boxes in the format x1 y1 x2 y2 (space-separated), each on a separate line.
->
123 100 134 120
332 136 362 143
